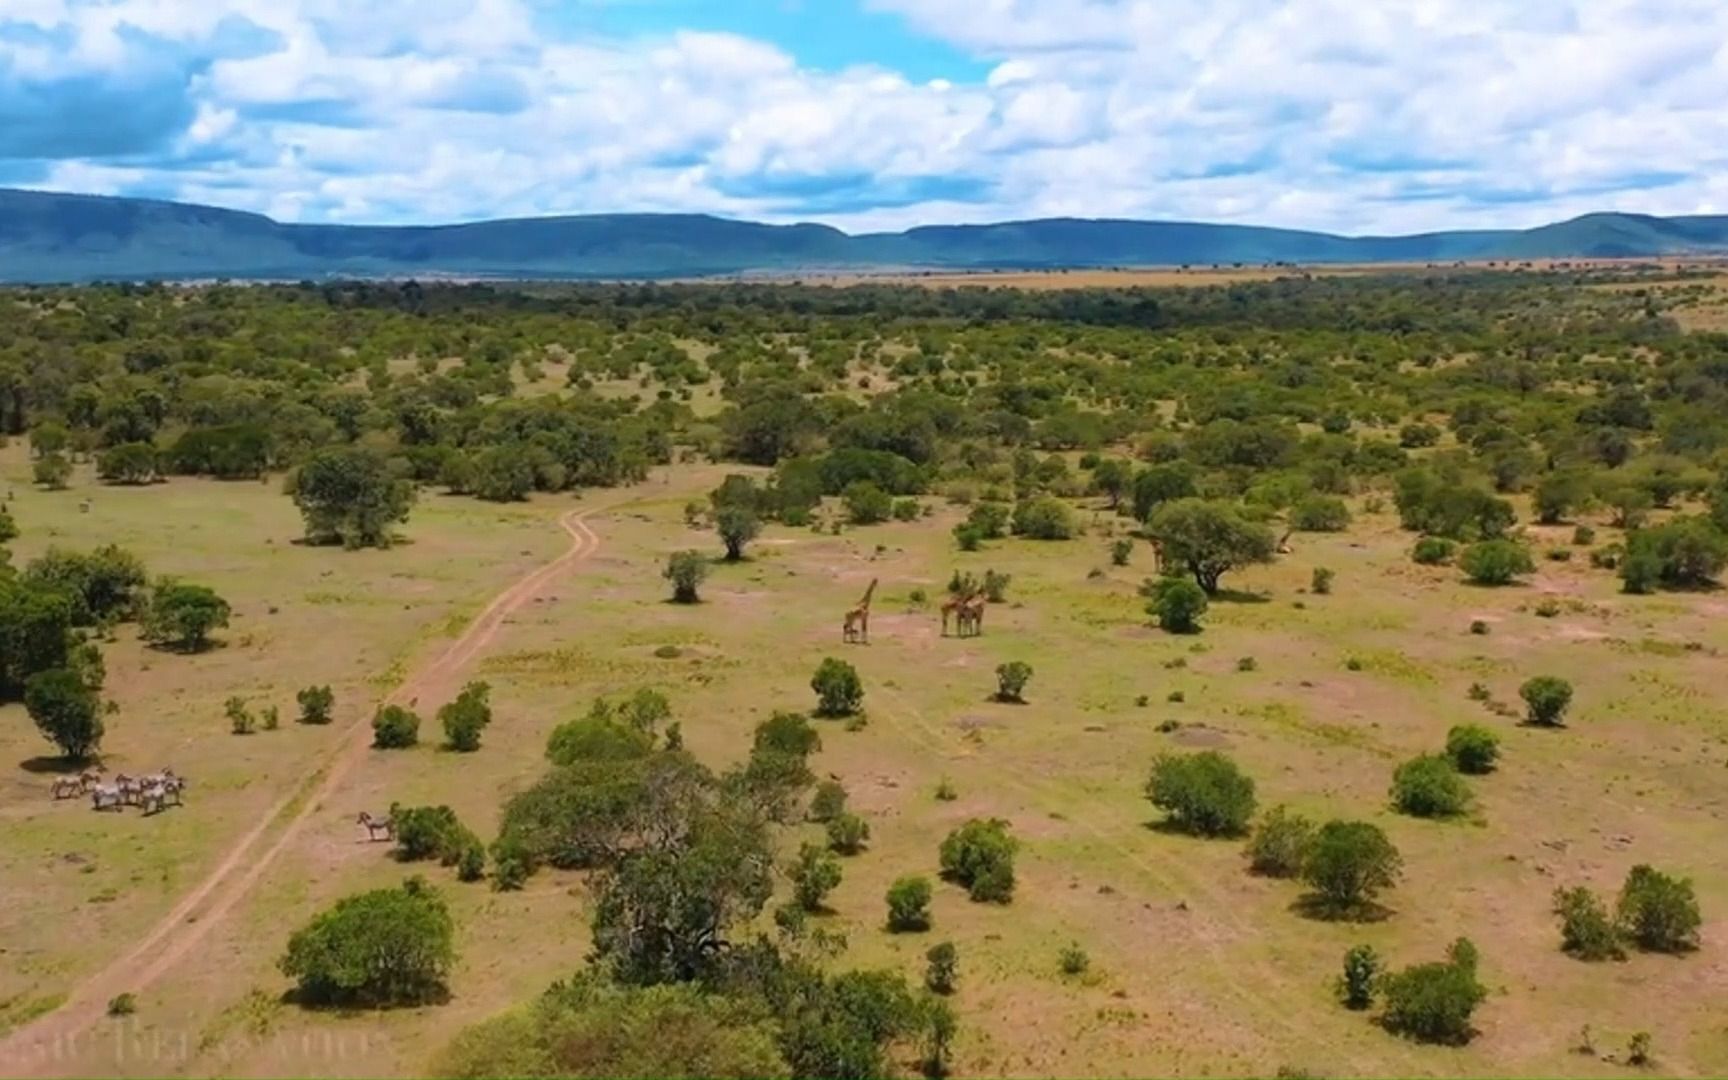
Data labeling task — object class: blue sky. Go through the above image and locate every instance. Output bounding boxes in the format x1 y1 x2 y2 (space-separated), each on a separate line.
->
2 1 1725 233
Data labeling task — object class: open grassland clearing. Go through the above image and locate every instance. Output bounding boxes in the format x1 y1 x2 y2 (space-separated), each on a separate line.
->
10 468 1728 1077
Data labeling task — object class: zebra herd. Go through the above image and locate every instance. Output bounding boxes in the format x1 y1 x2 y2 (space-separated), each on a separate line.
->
52 768 188 815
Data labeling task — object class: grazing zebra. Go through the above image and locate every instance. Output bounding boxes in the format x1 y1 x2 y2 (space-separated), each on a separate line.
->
90 784 124 811
114 774 144 806
51 776 83 799
139 784 168 816
78 767 104 793
356 811 393 841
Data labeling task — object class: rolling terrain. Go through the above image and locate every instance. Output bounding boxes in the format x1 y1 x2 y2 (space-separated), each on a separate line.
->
4 187 1728 282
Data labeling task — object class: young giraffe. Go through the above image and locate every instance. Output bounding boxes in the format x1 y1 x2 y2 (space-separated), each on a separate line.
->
842 579 878 644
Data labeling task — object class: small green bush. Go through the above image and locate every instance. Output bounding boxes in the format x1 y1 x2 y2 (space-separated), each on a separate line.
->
939 818 1017 903
1616 865 1701 953
1145 751 1257 837
1390 754 1471 818
827 812 871 856
371 704 421 749
1337 945 1380 1010
1519 676 1574 726
1058 943 1090 976
886 875 933 932
1245 805 1316 878
925 942 958 994
1552 885 1625 961
1412 537 1456 565
1444 725 1500 774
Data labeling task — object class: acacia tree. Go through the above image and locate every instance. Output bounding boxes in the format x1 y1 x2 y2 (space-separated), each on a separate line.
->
140 580 231 651
289 445 415 549
25 667 103 759
715 506 760 561
1146 499 1276 594
278 877 455 1006
665 551 709 603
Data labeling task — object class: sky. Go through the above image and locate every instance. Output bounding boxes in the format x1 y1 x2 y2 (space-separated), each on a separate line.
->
2 0 1726 234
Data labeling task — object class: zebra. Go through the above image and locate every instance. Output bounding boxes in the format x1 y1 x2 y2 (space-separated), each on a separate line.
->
139 783 168 816
90 784 125 811
356 811 394 841
114 774 145 806
51 776 83 800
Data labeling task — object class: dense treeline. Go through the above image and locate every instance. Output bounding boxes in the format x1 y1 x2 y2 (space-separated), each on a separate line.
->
5 272 1728 580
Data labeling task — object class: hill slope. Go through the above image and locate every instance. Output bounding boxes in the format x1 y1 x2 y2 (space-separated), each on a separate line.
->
3 188 1727 282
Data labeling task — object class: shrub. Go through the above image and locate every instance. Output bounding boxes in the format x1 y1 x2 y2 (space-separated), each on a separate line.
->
952 524 983 551
34 452 72 489
106 992 137 1017
1142 576 1208 633
664 550 709 603
843 481 893 525
1460 540 1535 585
755 710 821 758
439 681 492 752
1058 944 1090 976
811 657 864 717
1110 538 1133 566
994 661 1032 703
226 696 255 735
1390 754 1471 818
1469 619 1489 635
982 568 1012 603
886 876 934 932
1310 567 1334 595
1012 496 1077 540
925 942 958 994
827 812 871 856
392 804 481 868
1378 939 1487 1045
1628 1032 1653 1067
1301 820 1402 915
1621 516 1728 592
809 779 848 823
1616 865 1701 953
1534 598 1561 618
297 684 335 725
1145 751 1256 836
1291 495 1351 532
545 711 654 766
1519 676 1574 726
789 843 844 912
966 501 1011 539
261 705 281 731
278 877 455 1006
939 818 1017 903
1412 536 1456 565
892 498 921 522
1573 525 1596 546
1444 725 1500 774
1245 805 1316 878
1552 886 1625 961
1236 656 1258 673
1338 944 1380 1010
371 704 421 749
934 777 957 802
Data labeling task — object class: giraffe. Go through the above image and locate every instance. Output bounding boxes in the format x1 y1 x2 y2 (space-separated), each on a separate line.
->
940 589 975 637
957 592 987 638
843 579 878 644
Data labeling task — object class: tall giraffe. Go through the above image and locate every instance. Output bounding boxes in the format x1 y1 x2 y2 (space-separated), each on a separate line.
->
843 578 878 644
940 588 974 637
957 592 987 638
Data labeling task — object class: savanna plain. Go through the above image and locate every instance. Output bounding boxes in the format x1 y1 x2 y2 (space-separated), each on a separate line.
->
1 270 1725 1080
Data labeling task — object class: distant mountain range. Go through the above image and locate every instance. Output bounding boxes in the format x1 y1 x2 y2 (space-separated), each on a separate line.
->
3 187 1727 283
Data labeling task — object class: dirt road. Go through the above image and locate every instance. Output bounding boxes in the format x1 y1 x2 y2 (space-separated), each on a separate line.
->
0 505 605 1078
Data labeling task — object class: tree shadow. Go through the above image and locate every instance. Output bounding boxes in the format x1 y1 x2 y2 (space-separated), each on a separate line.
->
1289 893 1395 924
19 755 90 775
1143 818 1247 840
1211 589 1270 604
278 984 451 1013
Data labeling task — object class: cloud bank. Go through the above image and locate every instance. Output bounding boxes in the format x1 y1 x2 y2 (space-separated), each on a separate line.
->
2 0 1725 233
